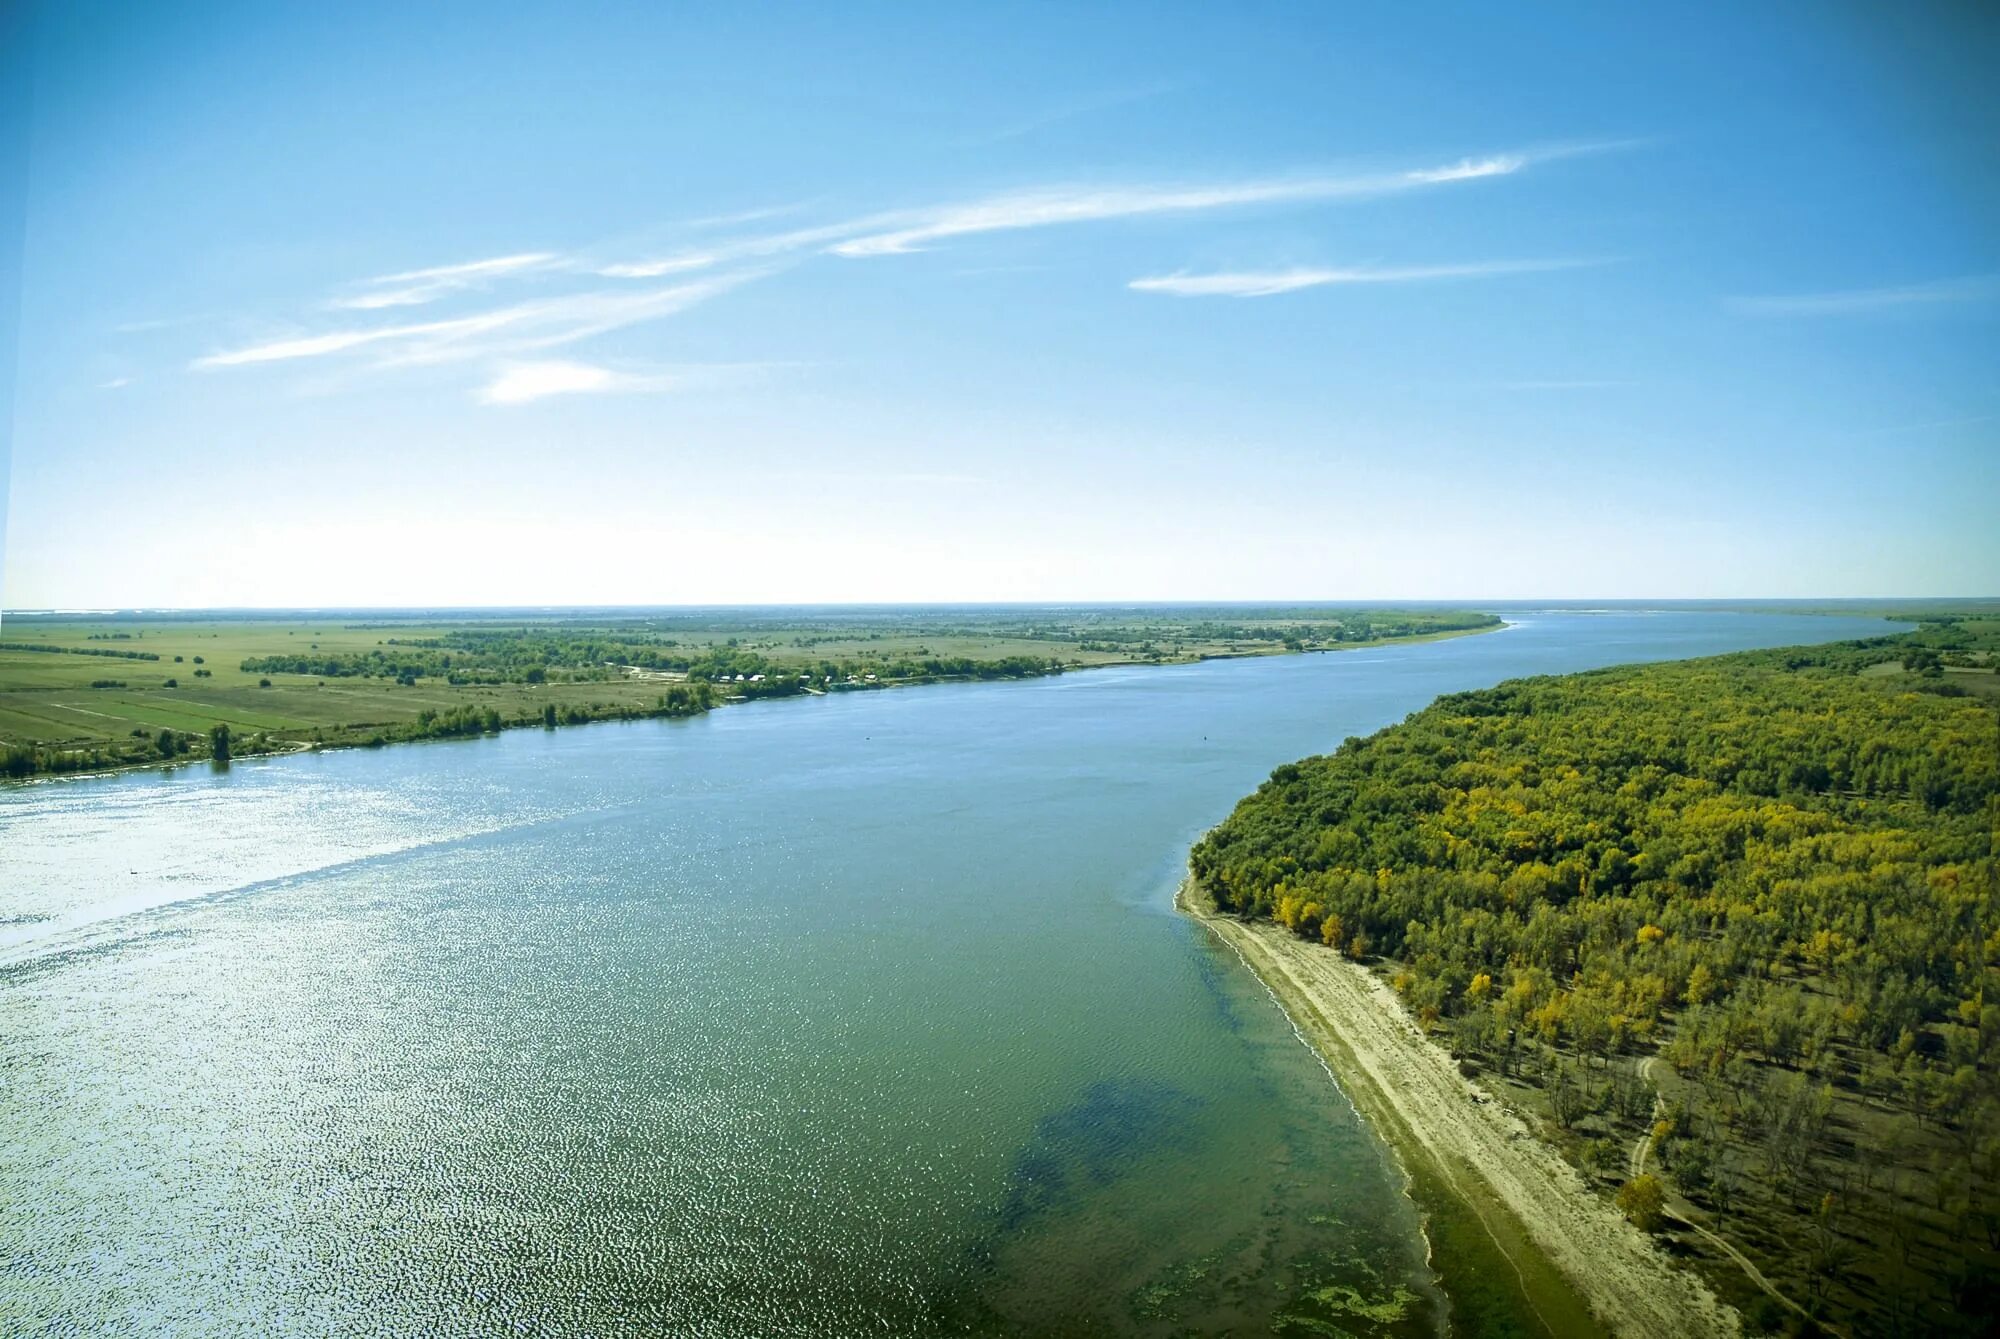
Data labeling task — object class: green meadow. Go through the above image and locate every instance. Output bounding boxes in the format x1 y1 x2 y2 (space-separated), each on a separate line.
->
0 607 1502 776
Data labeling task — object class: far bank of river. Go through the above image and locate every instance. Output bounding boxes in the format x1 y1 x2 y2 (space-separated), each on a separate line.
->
0 617 1508 785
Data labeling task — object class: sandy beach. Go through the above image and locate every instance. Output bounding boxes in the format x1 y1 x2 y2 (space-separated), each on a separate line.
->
1179 879 1739 1339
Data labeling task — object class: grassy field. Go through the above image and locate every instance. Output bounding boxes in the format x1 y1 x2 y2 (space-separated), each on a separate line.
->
0 619 676 767
0 606 1502 776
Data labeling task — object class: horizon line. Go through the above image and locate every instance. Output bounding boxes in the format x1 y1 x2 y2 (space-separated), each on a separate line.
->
4 595 1991 616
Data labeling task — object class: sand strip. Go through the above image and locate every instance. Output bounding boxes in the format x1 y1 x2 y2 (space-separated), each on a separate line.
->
1180 879 1738 1339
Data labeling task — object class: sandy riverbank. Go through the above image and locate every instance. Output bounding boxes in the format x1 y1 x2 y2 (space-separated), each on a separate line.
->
1178 878 1738 1339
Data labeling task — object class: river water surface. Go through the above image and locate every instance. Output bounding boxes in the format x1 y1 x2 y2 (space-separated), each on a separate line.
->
0 611 1901 1336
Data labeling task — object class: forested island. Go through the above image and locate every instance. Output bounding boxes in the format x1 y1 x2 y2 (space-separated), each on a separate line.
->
0 605 1499 777
1189 617 1999 1336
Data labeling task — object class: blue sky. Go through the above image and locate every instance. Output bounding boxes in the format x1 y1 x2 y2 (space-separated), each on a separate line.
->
3 1 1996 606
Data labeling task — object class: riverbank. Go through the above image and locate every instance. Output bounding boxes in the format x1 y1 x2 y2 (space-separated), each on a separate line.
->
1177 878 1739 1339
0 614 1506 784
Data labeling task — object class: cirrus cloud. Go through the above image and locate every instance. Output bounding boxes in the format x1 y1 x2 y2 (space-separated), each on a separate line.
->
174 140 1631 405
480 360 625 404
193 273 758 371
1130 258 1602 298
826 154 1538 259
330 251 561 310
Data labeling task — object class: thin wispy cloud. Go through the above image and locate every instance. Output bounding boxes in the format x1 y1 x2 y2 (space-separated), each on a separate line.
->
596 146 1593 274
184 141 1615 402
480 360 618 403
1728 274 2000 317
407 276 759 364
194 309 523 367
1408 154 1527 183
480 358 780 406
477 359 681 405
1129 259 1597 298
331 251 560 310
200 143 1602 334
595 220 862 278
597 253 723 279
195 274 756 371
97 376 132 390
827 153 1540 258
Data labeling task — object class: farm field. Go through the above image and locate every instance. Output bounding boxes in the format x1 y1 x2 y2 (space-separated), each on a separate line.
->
0 606 1501 776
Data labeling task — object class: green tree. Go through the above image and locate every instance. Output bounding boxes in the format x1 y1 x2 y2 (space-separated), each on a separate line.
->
1618 1174 1666 1232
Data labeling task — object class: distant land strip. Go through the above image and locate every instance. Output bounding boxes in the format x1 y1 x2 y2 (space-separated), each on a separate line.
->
0 606 1501 779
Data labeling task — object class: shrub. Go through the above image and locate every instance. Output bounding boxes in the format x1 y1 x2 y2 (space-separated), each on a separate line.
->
1618 1175 1666 1232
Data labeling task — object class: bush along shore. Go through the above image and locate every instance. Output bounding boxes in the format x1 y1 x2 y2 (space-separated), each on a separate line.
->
1185 616 2000 1337
2 684 722 779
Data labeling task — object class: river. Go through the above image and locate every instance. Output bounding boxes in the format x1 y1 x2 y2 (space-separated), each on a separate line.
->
0 610 1902 1336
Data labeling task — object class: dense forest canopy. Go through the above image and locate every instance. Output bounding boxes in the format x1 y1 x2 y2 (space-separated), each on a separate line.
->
1193 625 1996 1012
1192 620 1999 1332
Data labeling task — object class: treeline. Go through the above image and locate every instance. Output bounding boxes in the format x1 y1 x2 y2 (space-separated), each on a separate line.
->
0 642 161 661
697 650 1063 697
1191 622 1998 1327
6 723 254 777
241 633 1065 690
367 683 715 746
1170 611 1501 645
1 685 719 778
982 610 1502 647
234 612 1502 686
238 645 622 685
242 628 680 683
4 742 134 777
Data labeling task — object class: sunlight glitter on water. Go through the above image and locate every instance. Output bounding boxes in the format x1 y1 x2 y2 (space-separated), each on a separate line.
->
0 612 1904 1336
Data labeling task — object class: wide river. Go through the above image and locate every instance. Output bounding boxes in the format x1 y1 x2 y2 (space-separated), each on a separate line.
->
0 610 1902 1336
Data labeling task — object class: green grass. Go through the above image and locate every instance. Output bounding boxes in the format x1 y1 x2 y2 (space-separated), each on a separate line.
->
0 607 1503 775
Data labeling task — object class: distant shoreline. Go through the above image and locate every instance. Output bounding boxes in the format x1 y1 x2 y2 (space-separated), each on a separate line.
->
0 620 1505 787
1176 877 1738 1339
